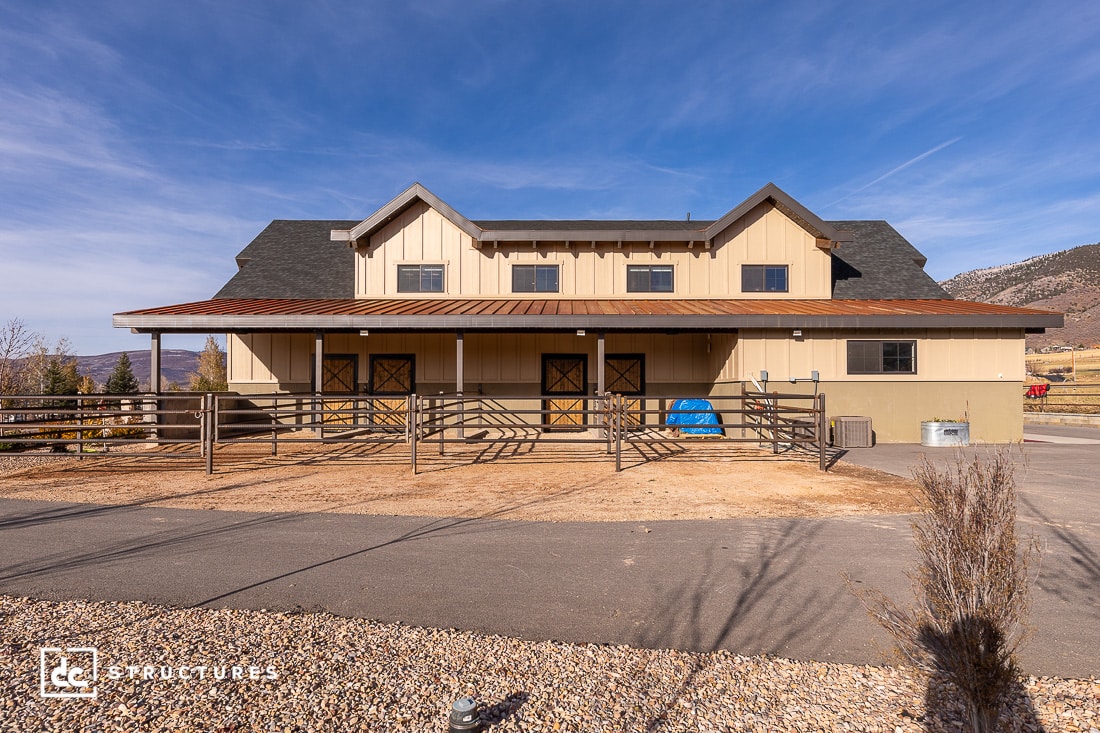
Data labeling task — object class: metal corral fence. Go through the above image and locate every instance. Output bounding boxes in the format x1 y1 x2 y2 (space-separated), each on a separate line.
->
0 393 204 458
1 390 829 473
1022 383 1100 414
412 391 827 473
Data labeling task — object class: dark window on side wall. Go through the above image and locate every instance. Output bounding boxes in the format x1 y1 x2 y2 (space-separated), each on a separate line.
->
626 265 674 293
512 264 560 293
742 265 788 292
397 264 444 293
847 340 916 374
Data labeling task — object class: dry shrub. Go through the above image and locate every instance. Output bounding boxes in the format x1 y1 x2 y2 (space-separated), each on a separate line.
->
852 449 1040 733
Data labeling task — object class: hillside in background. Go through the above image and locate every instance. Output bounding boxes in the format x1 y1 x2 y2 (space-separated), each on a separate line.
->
77 350 199 390
940 242 1100 349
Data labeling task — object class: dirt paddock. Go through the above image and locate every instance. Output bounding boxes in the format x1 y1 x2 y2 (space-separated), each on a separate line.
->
0 438 918 521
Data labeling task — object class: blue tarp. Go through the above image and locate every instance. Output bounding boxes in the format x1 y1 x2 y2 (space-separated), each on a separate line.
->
666 398 723 435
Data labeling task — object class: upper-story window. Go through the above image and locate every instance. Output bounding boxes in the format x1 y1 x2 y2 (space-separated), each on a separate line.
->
512 264 560 293
627 265 674 293
397 264 444 293
847 340 917 374
742 264 788 293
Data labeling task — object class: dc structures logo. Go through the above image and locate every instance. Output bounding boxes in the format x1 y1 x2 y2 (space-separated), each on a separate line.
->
39 647 98 699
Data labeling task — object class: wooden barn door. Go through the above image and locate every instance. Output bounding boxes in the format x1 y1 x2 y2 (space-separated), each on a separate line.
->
542 354 588 430
369 355 415 428
320 355 358 426
605 354 645 428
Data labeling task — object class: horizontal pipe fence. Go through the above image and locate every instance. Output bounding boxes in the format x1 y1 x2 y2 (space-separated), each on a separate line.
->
609 391 827 472
0 393 205 459
1022 384 1100 414
1 390 830 474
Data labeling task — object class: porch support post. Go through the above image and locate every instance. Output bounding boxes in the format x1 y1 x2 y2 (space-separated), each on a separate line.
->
149 331 162 395
597 331 606 437
596 332 605 394
455 330 464 438
314 332 324 437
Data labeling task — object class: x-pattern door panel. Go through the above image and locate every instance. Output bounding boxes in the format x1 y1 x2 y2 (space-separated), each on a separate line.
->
606 354 645 427
321 355 357 426
370 355 415 429
542 354 587 430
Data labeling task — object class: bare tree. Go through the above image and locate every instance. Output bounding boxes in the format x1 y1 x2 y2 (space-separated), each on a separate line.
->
21 336 78 395
0 318 36 396
189 335 228 392
851 450 1039 733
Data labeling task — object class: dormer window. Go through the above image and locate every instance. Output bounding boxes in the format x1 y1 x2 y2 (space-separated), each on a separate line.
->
627 265 674 293
742 265 788 293
397 264 444 293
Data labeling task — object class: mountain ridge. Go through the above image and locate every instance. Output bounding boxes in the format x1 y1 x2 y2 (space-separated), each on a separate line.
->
940 243 1100 349
76 349 199 390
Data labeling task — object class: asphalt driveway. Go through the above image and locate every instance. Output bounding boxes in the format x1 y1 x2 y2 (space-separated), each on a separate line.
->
0 427 1096 678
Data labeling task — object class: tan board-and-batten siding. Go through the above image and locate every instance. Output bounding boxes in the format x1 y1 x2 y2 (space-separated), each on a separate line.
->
358 200 832 299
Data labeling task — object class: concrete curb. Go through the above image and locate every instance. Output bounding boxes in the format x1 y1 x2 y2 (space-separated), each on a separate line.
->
1024 413 1100 428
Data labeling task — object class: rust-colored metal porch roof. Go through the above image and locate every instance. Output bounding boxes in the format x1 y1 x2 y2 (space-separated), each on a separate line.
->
113 297 1063 332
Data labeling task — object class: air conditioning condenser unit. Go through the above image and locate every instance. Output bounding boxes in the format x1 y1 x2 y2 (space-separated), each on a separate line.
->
831 416 872 448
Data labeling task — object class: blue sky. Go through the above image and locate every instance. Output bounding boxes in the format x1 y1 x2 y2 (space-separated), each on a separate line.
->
1 0 1099 354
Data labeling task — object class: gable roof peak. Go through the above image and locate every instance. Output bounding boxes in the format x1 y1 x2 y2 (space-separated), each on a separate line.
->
704 182 841 243
331 182 482 244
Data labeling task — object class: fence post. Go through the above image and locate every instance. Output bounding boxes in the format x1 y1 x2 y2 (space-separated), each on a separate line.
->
817 393 827 472
198 396 206 460
438 396 445 456
409 393 418 474
607 394 616 451
614 393 623 472
76 397 84 460
204 393 214 475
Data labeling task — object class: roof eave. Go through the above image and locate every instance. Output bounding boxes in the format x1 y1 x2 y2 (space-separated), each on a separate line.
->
113 312 1064 332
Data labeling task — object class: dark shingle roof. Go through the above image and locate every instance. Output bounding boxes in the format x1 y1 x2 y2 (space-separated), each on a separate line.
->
215 220 357 299
213 217 949 301
473 219 711 232
827 220 950 299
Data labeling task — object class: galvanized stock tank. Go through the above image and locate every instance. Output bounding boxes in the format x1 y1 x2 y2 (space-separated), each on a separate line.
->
920 421 970 447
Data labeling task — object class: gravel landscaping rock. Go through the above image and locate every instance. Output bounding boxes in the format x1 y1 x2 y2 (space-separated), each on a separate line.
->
0 451 75 478
1 596 1094 732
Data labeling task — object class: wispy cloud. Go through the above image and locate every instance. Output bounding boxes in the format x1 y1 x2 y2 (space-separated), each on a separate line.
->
824 137 963 209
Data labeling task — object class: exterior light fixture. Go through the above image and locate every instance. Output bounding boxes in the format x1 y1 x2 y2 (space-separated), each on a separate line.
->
792 329 803 338
576 329 586 336
448 697 481 732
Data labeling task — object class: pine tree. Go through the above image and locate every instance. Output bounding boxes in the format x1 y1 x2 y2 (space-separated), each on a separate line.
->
42 355 80 408
105 352 140 394
189 336 228 392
